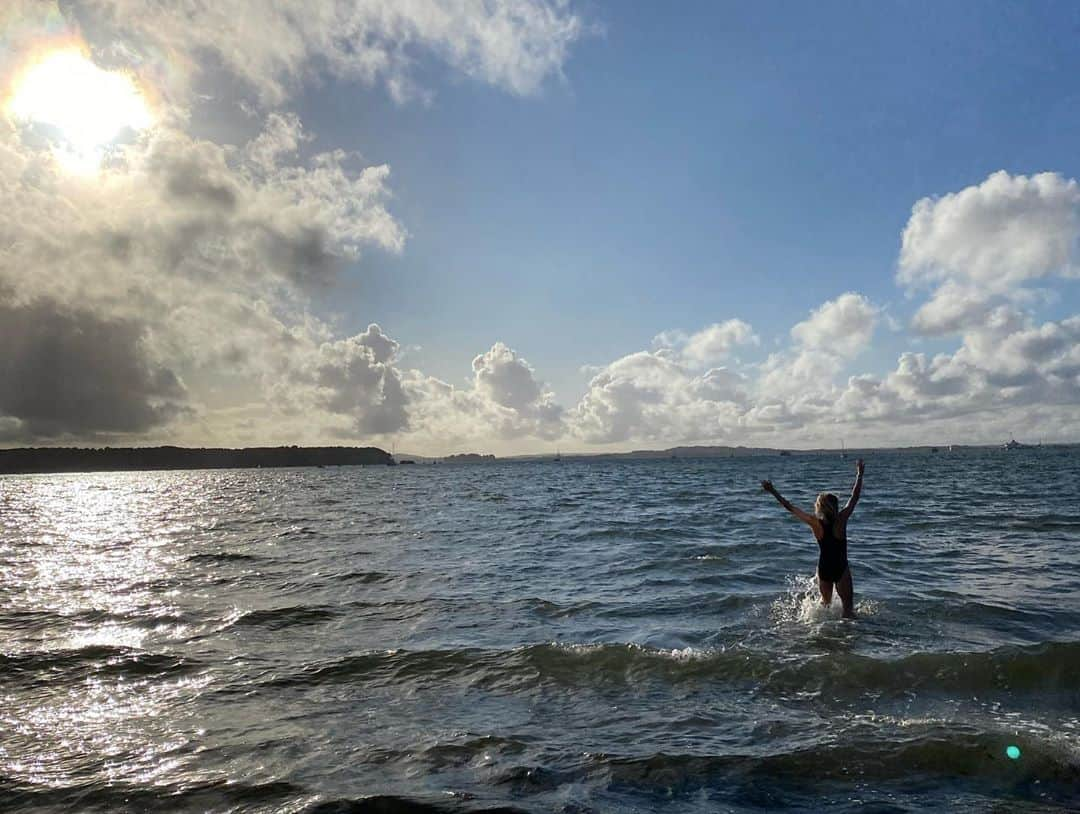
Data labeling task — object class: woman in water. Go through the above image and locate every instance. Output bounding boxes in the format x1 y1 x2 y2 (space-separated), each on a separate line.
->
761 459 864 618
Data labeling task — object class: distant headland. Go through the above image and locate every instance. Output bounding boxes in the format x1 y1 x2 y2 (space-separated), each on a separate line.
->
443 453 497 463
0 446 393 475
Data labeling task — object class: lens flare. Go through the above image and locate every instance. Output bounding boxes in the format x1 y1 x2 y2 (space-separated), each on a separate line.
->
5 48 154 171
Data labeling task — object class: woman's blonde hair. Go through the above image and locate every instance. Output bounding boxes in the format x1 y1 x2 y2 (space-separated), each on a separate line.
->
815 492 840 527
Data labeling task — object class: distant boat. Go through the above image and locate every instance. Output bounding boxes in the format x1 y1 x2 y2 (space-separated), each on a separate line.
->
779 450 791 457
930 447 939 453
554 449 561 462
840 440 846 459
1004 439 1027 450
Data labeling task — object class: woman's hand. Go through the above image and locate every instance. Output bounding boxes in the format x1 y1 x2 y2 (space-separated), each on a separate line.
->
761 479 775 494
856 459 865 476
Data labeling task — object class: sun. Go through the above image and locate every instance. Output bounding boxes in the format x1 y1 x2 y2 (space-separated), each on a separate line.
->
5 48 154 172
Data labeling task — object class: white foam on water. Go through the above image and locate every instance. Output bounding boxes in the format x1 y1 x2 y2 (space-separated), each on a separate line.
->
770 573 877 624
543 641 715 662
854 597 880 617
661 646 714 662
771 573 836 624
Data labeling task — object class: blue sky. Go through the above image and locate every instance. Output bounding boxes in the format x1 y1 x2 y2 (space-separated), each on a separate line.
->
295 1 1080 398
3 1 1080 452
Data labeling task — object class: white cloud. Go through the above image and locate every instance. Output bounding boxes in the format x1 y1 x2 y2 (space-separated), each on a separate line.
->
899 171 1080 336
571 351 746 444
789 292 878 356
472 342 544 411
900 170 1080 289
654 319 758 367
396 342 564 449
70 0 584 105
313 325 408 435
909 281 993 335
244 111 308 172
756 293 879 406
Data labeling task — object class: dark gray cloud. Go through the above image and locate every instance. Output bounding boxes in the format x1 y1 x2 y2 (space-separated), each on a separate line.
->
257 224 341 288
0 298 186 440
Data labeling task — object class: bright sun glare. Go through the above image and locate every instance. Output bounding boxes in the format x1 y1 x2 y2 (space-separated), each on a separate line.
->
6 49 153 171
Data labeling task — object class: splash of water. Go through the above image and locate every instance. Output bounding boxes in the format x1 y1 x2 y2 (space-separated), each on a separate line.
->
770 573 877 623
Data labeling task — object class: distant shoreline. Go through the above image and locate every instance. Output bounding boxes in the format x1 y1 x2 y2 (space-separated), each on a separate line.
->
412 442 1067 463
0 446 393 475
0 442 1064 475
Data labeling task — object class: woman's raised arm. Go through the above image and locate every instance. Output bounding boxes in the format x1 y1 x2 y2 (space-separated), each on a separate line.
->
841 459 864 519
761 480 818 527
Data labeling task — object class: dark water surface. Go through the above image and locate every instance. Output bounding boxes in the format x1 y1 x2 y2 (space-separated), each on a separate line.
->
2 451 1079 812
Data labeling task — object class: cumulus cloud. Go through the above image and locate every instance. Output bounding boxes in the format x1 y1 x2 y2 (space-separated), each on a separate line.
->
312 325 408 435
566 296 887 447
396 342 564 448
790 291 881 354
654 319 757 366
899 171 1080 335
473 342 542 411
756 293 879 407
836 169 1080 440
468 341 562 435
824 303 1080 441
571 351 746 444
899 170 1080 289
789 292 879 356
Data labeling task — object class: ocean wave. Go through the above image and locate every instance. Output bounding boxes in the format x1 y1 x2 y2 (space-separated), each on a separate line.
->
304 795 529 813
561 524 704 544
474 726 1080 807
185 551 260 564
250 640 1080 698
328 570 395 584
419 734 530 770
0 645 202 684
522 597 602 618
587 729 1080 793
230 604 341 629
0 775 307 813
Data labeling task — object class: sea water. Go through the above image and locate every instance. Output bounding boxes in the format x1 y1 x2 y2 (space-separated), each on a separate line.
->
1 450 1078 812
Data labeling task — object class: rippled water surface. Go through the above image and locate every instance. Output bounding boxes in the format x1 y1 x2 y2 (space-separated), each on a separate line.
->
2 450 1080 812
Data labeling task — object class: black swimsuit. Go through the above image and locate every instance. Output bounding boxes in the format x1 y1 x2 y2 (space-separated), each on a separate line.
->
816 520 849 583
